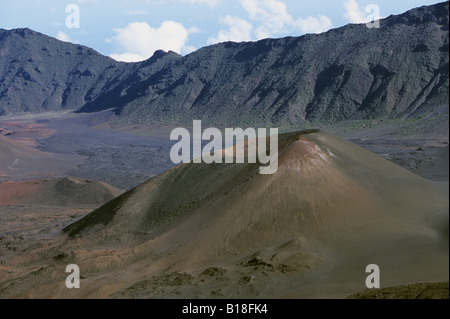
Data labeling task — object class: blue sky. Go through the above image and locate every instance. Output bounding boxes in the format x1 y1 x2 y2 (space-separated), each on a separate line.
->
0 0 443 62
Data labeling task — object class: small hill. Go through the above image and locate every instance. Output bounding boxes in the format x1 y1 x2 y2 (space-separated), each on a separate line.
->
52 129 448 298
0 177 123 207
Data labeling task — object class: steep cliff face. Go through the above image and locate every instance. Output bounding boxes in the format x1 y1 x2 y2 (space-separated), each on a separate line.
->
1 2 448 126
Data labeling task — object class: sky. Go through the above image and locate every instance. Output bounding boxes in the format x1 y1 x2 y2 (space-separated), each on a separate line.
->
0 0 443 62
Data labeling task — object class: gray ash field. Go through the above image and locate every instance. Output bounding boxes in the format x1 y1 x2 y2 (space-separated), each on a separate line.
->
1 111 174 190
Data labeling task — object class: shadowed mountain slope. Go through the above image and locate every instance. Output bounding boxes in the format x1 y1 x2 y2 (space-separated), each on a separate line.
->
0 2 448 126
0 28 181 115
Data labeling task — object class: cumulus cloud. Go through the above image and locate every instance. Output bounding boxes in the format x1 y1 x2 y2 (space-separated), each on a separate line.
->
247 0 333 37
294 15 333 34
207 15 253 44
343 0 366 23
241 0 292 38
209 0 333 43
56 31 71 42
109 21 190 62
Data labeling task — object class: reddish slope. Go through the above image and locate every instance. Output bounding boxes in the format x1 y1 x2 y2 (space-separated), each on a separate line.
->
0 134 81 180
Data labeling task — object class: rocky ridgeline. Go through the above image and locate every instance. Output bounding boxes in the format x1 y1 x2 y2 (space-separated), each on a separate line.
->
0 2 448 126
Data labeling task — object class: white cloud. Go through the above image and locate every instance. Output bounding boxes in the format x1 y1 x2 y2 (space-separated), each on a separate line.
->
183 45 197 55
109 52 147 62
207 15 253 44
238 0 333 40
241 0 290 38
343 0 366 23
294 15 333 34
109 21 190 62
56 31 71 42
208 0 333 45
188 26 202 34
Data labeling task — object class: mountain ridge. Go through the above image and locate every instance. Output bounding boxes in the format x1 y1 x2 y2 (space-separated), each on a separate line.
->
0 2 448 126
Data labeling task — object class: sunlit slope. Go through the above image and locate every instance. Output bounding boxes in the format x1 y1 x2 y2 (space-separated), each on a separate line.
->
64 129 448 268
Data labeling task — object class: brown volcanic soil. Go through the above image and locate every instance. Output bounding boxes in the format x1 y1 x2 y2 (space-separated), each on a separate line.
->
347 282 449 299
0 129 447 299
